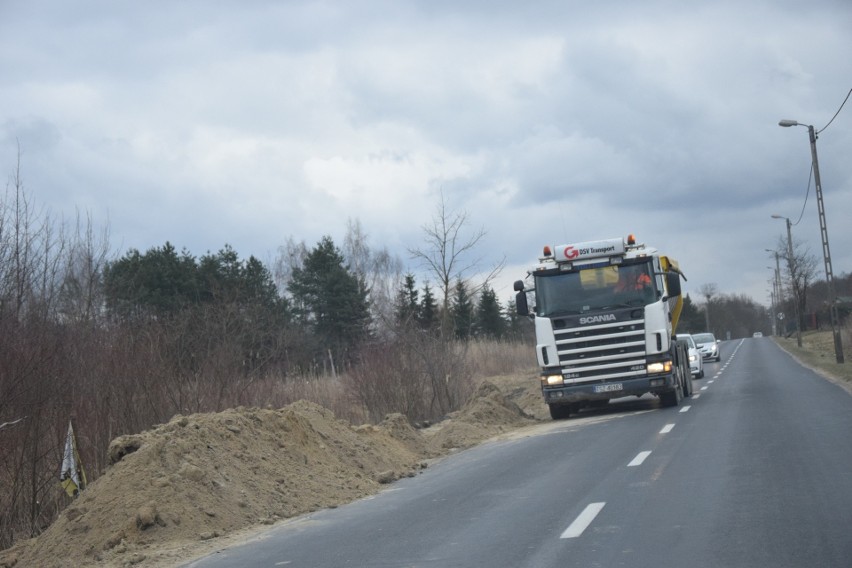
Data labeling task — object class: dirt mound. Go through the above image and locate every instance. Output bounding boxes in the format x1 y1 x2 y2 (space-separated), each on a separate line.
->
424 380 536 451
0 376 542 568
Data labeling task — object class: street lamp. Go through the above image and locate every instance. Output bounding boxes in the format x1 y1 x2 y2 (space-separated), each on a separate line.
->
771 215 802 347
765 248 783 337
779 119 844 363
766 269 777 336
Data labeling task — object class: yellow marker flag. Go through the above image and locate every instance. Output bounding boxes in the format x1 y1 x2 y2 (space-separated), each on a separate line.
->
60 420 87 497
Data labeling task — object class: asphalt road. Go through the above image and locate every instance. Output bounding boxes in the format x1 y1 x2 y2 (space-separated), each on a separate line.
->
186 338 852 568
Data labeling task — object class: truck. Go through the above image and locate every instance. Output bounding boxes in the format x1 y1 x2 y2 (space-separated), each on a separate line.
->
514 234 692 419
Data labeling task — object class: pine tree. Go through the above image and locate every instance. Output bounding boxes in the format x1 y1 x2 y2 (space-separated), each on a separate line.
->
451 279 474 340
104 242 199 318
287 236 372 363
474 284 505 339
678 293 706 333
394 273 419 326
419 283 438 331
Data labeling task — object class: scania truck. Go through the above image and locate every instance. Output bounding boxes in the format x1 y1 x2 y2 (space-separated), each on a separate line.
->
514 234 692 419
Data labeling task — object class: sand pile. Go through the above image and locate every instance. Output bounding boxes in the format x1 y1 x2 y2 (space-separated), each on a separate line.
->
0 377 540 568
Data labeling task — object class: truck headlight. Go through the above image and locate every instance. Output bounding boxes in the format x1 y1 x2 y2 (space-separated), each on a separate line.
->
542 374 564 386
647 361 672 375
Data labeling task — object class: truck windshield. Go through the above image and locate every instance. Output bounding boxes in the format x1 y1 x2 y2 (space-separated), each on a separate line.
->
534 259 656 317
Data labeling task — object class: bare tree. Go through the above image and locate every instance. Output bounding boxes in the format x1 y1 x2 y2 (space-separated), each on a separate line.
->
698 283 718 332
0 151 71 548
271 236 309 296
776 237 819 332
58 210 113 324
343 218 403 332
408 191 504 332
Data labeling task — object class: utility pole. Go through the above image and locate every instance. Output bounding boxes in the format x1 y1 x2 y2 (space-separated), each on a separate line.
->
779 119 844 363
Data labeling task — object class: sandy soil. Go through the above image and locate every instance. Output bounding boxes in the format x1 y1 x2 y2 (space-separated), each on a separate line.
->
0 374 547 568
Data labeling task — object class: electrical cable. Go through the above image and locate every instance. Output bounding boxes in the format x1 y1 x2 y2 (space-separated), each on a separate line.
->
817 87 852 135
790 87 849 225
792 165 812 227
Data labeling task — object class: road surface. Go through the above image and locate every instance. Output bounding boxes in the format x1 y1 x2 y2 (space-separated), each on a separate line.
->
186 338 852 567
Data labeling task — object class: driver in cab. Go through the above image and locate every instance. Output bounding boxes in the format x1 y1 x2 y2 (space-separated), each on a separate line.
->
615 267 652 292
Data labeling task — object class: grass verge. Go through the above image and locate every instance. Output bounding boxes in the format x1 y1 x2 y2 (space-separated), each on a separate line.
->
773 329 852 388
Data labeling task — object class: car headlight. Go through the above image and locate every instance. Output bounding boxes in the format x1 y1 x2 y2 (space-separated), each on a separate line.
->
689 354 697 362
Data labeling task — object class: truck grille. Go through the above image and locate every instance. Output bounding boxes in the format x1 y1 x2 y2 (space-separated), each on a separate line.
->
553 316 646 384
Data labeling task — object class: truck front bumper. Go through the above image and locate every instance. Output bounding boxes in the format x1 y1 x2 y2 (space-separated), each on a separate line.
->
542 373 677 405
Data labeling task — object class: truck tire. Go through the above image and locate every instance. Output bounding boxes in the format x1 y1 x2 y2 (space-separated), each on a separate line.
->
549 403 572 420
660 368 683 408
682 358 693 397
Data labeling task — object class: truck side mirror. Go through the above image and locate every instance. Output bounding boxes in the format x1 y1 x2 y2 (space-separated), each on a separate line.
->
515 290 529 317
513 280 525 292
665 272 681 297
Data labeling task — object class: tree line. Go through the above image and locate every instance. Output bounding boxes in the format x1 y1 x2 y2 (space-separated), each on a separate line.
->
0 167 531 549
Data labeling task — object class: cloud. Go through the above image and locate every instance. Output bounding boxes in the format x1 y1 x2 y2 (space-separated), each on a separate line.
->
1 0 851 308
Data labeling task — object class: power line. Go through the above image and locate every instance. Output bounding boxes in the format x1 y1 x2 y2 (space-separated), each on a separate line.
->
817 87 852 135
792 165 812 227
790 87 851 226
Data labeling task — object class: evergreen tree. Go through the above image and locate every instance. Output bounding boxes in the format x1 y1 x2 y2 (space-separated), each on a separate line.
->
419 283 438 331
474 284 505 339
678 293 706 333
104 242 199 318
394 273 419 326
287 236 371 363
451 279 474 340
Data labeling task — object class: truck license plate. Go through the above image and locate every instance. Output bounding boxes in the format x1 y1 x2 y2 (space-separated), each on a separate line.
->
595 383 623 393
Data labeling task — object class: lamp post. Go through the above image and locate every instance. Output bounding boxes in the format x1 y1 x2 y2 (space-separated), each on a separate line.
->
765 248 783 337
779 119 844 363
766 271 777 336
771 215 802 347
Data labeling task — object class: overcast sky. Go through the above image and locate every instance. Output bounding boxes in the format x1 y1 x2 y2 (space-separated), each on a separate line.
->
2 1 851 310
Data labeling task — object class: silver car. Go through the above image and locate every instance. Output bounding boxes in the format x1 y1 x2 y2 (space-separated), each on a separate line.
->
692 332 720 362
677 333 704 378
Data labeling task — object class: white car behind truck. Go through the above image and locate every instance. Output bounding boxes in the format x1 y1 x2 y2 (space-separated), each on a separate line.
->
514 234 692 419
676 333 704 379
692 332 720 362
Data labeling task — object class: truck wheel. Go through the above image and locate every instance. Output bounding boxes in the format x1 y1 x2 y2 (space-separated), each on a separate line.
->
682 360 693 397
549 403 572 420
660 388 679 407
660 370 683 408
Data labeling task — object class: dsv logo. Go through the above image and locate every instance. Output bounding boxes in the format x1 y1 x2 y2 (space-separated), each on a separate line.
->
563 246 579 259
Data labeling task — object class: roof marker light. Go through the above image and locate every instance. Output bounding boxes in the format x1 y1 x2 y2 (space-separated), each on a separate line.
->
543 245 553 257
627 234 636 245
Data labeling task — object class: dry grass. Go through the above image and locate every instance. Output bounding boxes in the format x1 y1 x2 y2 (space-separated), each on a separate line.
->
773 324 852 385
465 339 539 380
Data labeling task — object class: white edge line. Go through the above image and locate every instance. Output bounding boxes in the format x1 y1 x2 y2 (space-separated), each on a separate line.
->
692 393 701 399
628 450 652 467
660 423 675 434
561 502 606 539
679 405 692 413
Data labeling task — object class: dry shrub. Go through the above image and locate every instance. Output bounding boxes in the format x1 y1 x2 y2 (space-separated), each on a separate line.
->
236 372 365 425
465 339 538 379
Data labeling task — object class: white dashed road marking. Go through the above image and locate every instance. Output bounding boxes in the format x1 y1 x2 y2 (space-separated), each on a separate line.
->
628 451 652 467
561 502 606 539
